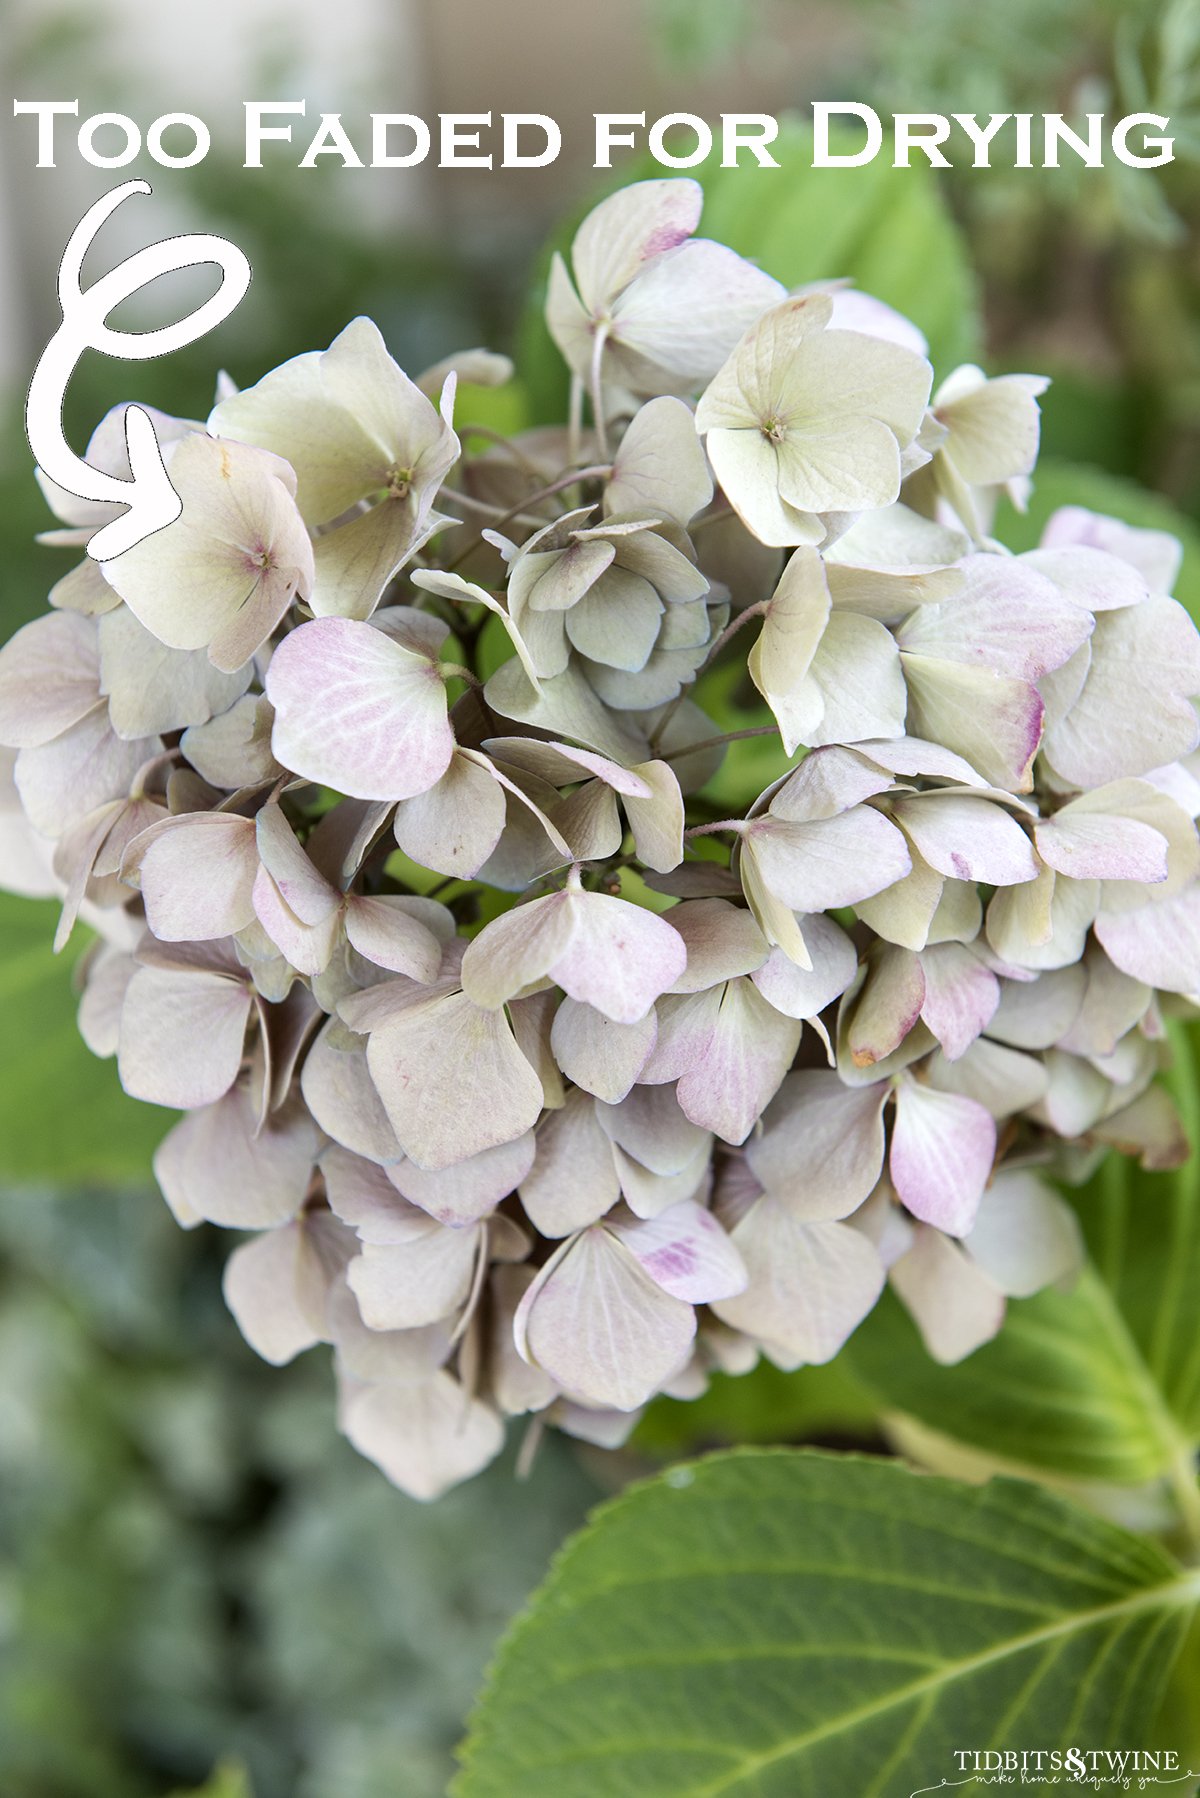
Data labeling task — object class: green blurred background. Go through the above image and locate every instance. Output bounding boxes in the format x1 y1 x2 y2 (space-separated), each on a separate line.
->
2 1 1200 1791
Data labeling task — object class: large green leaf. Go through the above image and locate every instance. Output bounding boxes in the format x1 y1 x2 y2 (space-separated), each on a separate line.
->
0 894 168 1185
456 1450 1199 1797
519 120 980 422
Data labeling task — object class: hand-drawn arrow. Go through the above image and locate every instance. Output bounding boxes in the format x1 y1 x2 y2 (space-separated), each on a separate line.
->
25 179 252 561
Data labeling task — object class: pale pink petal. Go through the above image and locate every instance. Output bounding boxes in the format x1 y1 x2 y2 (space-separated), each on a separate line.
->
1094 887 1200 994
746 807 912 912
514 1227 696 1411
119 967 251 1108
713 1200 885 1366
610 1199 746 1304
388 1132 536 1228
393 751 507 879
897 554 1092 681
918 943 1001 1061
1035 809 1169 885
343 895 444 981
892 794 1037 886
459 892 576 1010
927 1037 1049 1119
123 813 259 941
0 611 100 747
747 1070 887 1220
549 891 687 1024
222 1213 351 1364
300 1019 402 1164
750 917 857 1019
890 1224 1006 1364
674 976 802 1144
153 1086 317 1227
843 946 926 1068
889 1081 996 1236
518 1089 620 1238
266 616 454 801
549 997 657 1103
663 897 768 994
963 1170 1083 1298
364 989 544 1170
341 1373 504 1501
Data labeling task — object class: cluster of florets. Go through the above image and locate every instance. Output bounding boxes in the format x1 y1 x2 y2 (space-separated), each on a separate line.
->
3 179 1199 1499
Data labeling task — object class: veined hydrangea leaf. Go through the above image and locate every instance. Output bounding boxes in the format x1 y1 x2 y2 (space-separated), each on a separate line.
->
455 1451 1198 1798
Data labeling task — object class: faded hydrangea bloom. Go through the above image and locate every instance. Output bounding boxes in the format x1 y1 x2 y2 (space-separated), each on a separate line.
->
3 176 1198 1501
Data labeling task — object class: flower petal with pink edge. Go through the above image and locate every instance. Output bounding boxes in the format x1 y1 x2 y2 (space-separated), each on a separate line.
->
514 1227 696 1411
609 1200 746 1303
266 616 454 801
889 1080 996 1236
918 943 1001 1061
674 977 802 1145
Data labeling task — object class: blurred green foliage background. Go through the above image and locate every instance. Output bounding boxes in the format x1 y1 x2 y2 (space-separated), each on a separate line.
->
2 0 1200 1791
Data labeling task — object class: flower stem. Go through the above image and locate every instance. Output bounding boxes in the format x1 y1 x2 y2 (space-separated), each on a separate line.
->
662 725 781 764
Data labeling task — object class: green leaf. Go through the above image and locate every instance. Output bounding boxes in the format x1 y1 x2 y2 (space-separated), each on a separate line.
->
847 1022 1200 1530
0 894 169 1185
519 118 980 422
996 455 1200 622
455 1449 1199 1796
635 1358 880 1456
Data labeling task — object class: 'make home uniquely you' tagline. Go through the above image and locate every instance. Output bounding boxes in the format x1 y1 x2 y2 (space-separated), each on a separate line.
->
10 100 1178 173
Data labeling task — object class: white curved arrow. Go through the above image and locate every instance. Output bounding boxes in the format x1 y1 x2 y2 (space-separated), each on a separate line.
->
25 180 252 562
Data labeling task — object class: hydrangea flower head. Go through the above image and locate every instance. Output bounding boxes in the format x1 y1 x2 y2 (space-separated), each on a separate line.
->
4 178 1198 1500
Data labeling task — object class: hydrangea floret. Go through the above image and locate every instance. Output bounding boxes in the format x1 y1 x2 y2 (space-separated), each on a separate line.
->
3 178 1199 1500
